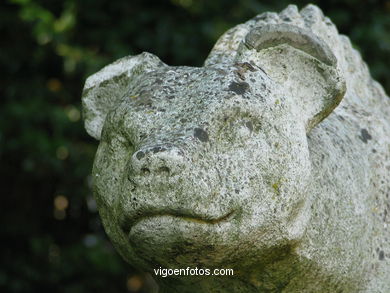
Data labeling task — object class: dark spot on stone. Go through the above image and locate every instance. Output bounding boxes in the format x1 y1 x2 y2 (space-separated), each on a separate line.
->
194 128 209 142
245 121 253 132
337 115 345 121
379 250 385 260
168 95 175 99
158 108 166 112
228 81 249 95
180 118 187 123
359 128 372 143
250 78 256 83
372 149 377 153
136 151 145 160
235 189 240 194
152 146 165 153
134 95 153 107
141 168 150 175
155 79 163 85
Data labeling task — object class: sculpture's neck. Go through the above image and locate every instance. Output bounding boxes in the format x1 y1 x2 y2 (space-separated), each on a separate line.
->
153 253 295 292
154 251 356 292
150 245 295 292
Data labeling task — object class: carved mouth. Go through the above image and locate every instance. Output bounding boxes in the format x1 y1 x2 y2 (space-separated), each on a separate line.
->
120 210 235 235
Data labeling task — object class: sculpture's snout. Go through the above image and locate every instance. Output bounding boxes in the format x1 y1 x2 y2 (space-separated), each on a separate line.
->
130 144 186 177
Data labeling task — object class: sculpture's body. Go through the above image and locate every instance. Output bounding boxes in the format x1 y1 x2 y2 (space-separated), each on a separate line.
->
82 5 390 292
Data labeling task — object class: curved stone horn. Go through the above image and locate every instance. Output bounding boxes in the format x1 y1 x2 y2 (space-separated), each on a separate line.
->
244 23 337 67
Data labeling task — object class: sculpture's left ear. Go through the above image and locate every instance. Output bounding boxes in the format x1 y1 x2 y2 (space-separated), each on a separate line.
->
237 24 346 132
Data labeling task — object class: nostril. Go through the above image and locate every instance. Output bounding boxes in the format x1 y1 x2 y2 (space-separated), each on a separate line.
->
135 151 145 160
132 144 185 177
158 166 170 175
140 167 150 175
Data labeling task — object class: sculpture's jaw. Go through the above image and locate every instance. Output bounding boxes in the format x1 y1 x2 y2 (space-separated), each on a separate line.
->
123 212 242 268
115 197 308 269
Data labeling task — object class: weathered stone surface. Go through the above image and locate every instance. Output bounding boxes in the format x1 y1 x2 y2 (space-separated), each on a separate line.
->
82 4 390 292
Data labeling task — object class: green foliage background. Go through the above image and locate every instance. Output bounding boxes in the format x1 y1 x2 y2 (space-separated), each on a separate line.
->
1 0 389 292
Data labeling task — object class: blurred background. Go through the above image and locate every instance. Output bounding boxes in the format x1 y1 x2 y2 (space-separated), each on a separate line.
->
1 0 389 292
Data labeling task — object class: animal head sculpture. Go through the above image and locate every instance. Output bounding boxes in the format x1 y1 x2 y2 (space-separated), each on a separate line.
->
81 4 363 291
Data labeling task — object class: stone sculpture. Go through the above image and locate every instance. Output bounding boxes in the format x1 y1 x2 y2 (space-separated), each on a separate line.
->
82 4 390 292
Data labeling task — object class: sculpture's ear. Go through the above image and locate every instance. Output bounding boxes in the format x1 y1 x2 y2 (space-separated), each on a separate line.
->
238 24 346 132
82 52 165 140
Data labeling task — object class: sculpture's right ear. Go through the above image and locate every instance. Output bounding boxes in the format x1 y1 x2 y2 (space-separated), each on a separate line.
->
236 24 345 132
82 52 165 140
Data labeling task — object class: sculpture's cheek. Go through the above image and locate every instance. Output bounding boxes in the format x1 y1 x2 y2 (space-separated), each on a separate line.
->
225 130 312 235
92 133 132 207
